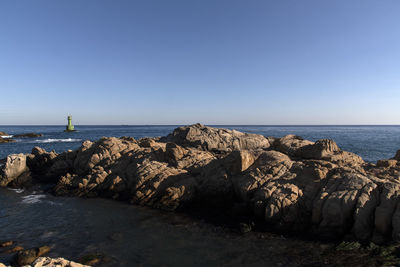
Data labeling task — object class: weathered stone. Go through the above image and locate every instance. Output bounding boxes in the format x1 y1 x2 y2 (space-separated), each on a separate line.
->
0 154 29 187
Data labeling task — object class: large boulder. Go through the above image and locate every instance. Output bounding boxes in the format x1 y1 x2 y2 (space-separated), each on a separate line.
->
161 123 271 151
274 134 314 156
0 154 29 187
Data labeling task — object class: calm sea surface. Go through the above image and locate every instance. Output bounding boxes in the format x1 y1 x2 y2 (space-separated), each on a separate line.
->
1 125 400 266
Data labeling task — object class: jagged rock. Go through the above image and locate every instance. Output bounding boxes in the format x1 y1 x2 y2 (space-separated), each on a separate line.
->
4 124 400 242
0 154 29 187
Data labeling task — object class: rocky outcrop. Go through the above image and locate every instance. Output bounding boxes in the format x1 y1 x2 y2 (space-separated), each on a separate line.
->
3 124 400 243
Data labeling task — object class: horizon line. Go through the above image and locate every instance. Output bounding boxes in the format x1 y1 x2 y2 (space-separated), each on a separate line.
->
1 124 400 127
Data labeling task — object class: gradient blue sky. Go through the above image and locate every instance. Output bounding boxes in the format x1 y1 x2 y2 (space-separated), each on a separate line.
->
1 0 399 125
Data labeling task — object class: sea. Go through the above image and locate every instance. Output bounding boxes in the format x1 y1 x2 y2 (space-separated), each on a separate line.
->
1 125 400 266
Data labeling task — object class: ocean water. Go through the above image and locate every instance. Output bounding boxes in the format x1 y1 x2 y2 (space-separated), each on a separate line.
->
1 125 400 266
1 125 400 162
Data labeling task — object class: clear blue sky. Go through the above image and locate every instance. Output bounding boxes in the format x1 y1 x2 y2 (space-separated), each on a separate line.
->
1 0 399 125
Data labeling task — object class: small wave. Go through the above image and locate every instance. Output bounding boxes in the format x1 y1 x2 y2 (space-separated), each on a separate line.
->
47 200 63 206
21 194 46 204
31 138 81 143
1 135 13 138
8 188 24 193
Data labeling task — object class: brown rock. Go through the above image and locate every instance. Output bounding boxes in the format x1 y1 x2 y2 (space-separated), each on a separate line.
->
14 246 51 266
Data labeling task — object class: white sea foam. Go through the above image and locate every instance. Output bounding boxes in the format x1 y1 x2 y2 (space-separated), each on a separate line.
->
21 194 46 204
1 135 13 138
31 138 81 143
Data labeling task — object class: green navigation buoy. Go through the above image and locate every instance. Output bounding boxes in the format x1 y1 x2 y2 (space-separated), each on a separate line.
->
65 115 76 132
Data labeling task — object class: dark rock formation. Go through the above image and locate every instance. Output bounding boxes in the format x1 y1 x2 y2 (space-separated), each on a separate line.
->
3 124 400 243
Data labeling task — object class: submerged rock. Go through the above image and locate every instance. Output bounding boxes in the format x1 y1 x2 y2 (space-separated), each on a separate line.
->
0 241 13 247
3 124 400 242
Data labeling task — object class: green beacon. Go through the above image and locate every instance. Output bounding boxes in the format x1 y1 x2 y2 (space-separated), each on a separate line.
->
65 115 76 132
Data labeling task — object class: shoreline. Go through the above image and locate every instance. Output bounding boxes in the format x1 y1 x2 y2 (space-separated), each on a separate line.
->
2 124 400 265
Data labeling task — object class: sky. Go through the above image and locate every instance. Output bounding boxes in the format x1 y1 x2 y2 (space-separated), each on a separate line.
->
0 0 399 125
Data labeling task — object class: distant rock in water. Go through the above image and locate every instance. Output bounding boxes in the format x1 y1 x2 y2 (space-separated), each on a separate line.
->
13 133 42 138
0 132 42 145
3 124 400 243
0 137 15 144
